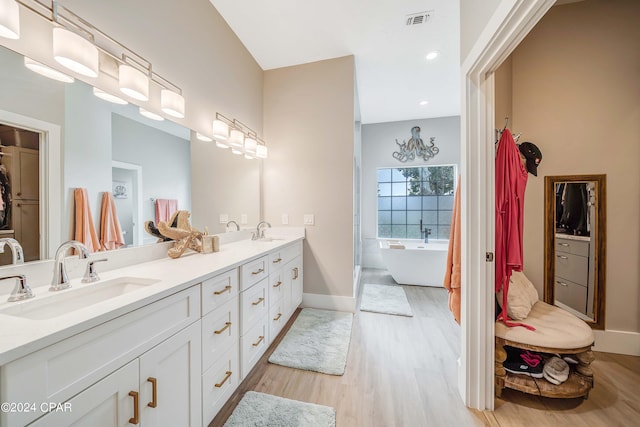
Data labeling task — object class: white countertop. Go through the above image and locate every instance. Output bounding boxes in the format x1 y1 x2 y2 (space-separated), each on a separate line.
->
0 233 304 365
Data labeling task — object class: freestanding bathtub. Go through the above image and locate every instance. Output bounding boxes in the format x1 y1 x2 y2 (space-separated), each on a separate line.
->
378 239 449 287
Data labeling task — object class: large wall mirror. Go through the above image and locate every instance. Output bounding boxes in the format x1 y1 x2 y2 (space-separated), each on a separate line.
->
543 174 606 329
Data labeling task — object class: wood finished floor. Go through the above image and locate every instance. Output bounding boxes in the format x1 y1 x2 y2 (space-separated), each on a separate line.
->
210 268 640 427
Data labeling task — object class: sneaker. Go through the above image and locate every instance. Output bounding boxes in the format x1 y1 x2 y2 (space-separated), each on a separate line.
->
503 346 544 378
543 356 570 384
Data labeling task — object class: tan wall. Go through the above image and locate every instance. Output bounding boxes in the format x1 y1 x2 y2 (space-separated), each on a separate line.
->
508 0 640 332
263 56 355 298
494 56 512 130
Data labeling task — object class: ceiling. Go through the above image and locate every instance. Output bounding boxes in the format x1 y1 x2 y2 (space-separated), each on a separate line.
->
209 0 460 124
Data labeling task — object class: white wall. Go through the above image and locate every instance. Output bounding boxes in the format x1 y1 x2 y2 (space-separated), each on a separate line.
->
460 0 503 62
361 116 461 268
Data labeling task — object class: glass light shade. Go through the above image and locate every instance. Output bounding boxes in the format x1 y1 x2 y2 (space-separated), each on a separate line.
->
92 87 128 105
161 89 185 118
0 0 20 40
139 107 164 121
228 129 244 148
256 144 268 159
244 152 255 160
52 27 99 78
212 119 229 141
24 57 74 83
231 147 243 155
196 133 213 142
244 137 257 154
119 64 149 101
215 140 229 149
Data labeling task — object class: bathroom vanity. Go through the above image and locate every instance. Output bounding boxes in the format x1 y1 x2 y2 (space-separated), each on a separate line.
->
0 233 303 427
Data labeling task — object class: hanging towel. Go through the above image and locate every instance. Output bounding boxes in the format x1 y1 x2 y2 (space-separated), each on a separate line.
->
443 176 461 325
100 191 125 251
155 199 178 224
74 188 99 253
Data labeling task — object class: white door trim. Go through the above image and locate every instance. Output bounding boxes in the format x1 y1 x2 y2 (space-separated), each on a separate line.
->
460 0 556 410
111 160 143 246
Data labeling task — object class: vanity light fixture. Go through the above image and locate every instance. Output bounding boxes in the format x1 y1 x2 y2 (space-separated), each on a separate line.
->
92 87 128 105
244 137 257 155
24 56 74 83
119 63 149 101
212 112 267 158
139 107 164 121
228 129 244 148
196 133 213 142
256 144 268 159
0 0 20 39
52 27 99 78
231 147 244 155
160 88 185 118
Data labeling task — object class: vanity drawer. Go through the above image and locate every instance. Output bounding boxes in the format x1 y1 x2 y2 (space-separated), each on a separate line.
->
268 269 286 307
555 252 588 286
201 297 239 371
240 320 268 380
201 268 239 315
240 256 269 291
202 344 239 424
240 278 268 336
268 301 286 345
556 238 590 257
269 242 301 271
555 277 588 315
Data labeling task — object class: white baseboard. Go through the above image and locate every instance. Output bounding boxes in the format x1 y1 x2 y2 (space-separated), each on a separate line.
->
593 329 640 356
302 293 356 313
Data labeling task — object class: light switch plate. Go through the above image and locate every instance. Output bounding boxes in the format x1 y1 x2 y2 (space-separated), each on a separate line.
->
303 214 315 225
219 214 229 223
241 214 248 224
282 214 289 225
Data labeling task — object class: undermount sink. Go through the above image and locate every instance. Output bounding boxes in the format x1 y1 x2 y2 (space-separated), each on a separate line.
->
256 237 284 242
0 276 160 320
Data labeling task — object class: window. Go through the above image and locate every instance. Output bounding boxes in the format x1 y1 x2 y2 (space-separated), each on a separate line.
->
377 165 456 240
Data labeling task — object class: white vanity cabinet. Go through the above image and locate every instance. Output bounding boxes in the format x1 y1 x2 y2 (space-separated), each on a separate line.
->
267 241 302 343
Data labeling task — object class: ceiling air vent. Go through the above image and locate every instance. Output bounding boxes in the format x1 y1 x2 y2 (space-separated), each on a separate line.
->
406 11 434 26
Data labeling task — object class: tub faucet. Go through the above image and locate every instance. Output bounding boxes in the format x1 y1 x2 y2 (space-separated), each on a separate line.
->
0 238 24 264
423 228 431 244
51 240 90 291
254 221 272 240
225 220 240 231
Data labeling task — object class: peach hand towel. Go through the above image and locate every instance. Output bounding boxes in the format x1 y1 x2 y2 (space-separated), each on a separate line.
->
443 176 461 324
155 198 178 224
74 188 99 253
100 191 125 251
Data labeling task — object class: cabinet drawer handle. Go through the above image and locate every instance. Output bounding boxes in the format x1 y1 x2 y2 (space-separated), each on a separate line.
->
215 371 232 388
251 268 264 275
128 391 139 424
273 281 282 288
252 297 265 306
557 281 569 287
147 377 157 408
559 243 570 247
273 313 282 321
17 192 21 197
213 285 232 295
556 255 569 260
273 257 282 263
292 267 299 280
252 335 264 347
214 322 232 334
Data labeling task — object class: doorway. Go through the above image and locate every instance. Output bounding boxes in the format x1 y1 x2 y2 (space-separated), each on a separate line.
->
111 161 143 247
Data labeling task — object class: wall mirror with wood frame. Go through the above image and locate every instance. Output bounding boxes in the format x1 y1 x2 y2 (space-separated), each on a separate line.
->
544 174 606 329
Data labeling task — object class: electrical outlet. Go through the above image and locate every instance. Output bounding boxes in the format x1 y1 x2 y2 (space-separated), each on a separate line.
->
282 214 289 225
219 214 229 223
241 214 248 224
303 214 315 225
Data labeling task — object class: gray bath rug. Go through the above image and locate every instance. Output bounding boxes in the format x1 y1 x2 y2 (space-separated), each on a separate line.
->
224 391 336 427
268 308 353 375
360 283 414 317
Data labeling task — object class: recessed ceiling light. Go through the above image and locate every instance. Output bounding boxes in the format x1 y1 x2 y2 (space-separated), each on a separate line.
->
419 100 429 106
426 51 440 61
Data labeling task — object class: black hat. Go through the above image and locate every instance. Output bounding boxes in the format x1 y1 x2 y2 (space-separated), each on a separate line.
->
518 142 542 176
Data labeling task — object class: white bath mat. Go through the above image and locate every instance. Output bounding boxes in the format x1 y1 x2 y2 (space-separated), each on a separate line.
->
224 391 336 427
268 308 353 375
360 283 413 317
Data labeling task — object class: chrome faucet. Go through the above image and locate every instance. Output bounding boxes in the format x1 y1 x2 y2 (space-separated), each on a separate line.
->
51 240 90 291
423 228 431 244
225 220 240 231
82 258 108 283
0 238 24 265
2 274 34 302
254 221 272 240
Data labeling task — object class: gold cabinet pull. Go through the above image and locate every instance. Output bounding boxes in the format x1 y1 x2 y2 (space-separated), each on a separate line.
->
272 257 282 263
252 297 265 306
251 268 264 275
292 267 299 280
147 377 157 408
252 335 264 347
273 281 282 288
128 391 139 424
213 285 232 295
215 371 232 388
273 313 282 321
214 322 232 334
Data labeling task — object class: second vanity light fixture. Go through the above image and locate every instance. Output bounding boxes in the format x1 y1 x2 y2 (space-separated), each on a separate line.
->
212 113 268 159
4 0 185 119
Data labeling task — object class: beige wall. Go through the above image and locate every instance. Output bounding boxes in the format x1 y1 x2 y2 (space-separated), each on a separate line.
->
263 56 355 299
506 0 640 332
494 56 512 130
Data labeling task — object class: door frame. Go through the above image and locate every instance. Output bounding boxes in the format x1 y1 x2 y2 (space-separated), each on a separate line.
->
460 0 556 410
112 160 143 246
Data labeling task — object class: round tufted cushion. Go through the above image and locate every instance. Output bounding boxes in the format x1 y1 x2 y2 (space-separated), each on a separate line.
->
495 301 594 349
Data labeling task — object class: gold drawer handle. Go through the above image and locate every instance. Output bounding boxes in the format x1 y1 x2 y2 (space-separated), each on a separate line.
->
252 297 265 306
214 322 232 334
557 255 568 260
128 391 139 424
292 267 299 280
273 281 282 288
273 257 282 263
252 268 265 275
273 313 282 321
215 371 232 388
147 377 157 408
252 335 264 347
213 285 232 295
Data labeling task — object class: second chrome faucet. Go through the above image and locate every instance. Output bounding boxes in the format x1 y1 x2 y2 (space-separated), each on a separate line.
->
51 240 90 291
